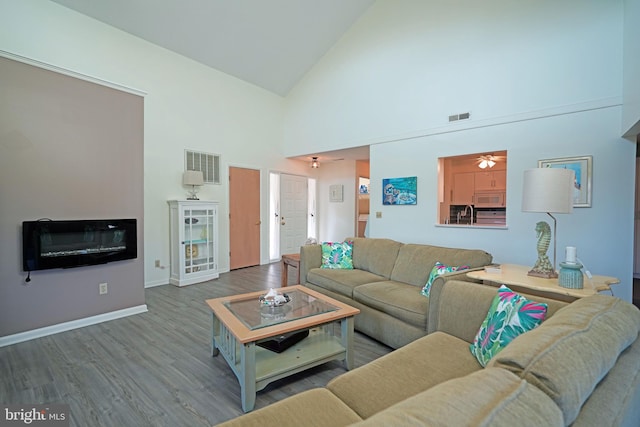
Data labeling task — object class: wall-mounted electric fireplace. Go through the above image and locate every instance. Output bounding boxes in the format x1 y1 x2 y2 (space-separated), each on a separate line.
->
22 219 137 272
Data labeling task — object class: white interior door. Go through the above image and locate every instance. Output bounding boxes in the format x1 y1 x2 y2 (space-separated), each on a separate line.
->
280 174 308 255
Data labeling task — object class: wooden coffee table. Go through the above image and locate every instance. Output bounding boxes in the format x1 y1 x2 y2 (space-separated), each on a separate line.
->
206 285 360 412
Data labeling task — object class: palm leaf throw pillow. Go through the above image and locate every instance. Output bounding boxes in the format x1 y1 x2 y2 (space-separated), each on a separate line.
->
421 262 469 297
470 285 548 367
321 241 354 269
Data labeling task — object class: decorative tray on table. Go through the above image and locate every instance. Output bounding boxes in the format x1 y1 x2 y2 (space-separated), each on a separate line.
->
259 288 290 307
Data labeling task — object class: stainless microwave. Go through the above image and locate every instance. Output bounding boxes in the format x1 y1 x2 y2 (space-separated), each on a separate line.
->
475 192 505 208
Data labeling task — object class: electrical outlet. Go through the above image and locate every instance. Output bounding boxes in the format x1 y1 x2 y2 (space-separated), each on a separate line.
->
155 260 161 268
376 211 382 218
99 282 108 295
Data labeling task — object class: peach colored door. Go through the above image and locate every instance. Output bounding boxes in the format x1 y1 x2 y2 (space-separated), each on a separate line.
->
230 167 261 270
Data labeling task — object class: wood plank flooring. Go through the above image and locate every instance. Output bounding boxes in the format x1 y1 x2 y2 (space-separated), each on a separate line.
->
0 263 392 426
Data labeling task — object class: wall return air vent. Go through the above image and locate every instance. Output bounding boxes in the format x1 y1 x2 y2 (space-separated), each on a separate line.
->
448 112 471 122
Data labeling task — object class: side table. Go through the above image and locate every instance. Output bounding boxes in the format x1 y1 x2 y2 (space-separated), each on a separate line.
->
281 253 300 287
466 264 619 301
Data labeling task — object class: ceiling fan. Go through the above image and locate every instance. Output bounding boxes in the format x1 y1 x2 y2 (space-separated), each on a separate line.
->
475 154 505 169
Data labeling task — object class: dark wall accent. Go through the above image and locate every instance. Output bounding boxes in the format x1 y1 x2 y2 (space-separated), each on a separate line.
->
0 56 145 337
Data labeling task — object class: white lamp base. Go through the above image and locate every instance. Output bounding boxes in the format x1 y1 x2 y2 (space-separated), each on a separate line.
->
187 186 199 200
528 216 558 279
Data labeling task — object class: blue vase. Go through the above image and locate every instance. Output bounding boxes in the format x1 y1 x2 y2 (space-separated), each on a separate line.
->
558 262 584 289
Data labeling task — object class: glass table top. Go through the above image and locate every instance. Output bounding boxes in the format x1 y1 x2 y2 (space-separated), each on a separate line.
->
224 289 339 330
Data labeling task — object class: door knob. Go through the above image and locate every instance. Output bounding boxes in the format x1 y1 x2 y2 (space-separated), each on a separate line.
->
281 216 286 225
256 221 261 225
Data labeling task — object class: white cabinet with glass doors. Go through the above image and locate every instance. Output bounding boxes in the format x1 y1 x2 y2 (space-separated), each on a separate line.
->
168 200 219 286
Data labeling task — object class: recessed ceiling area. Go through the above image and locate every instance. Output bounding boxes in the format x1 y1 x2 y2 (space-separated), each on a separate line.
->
50 0 375 96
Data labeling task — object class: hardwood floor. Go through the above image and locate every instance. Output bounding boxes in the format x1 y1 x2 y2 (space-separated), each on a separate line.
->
0 263 392 426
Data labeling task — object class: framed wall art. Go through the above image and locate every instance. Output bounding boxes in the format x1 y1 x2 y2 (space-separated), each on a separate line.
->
329 184 344 202
382 176 417 205
358 176 370 194
538 155 592 208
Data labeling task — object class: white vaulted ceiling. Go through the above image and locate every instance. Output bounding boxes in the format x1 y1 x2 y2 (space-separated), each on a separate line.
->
50 0 375 97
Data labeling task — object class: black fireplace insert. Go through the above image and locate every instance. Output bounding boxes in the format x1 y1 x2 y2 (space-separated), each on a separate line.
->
22 219 137 271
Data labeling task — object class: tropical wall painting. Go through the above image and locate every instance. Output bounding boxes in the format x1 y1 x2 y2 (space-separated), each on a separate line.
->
382 176 417 205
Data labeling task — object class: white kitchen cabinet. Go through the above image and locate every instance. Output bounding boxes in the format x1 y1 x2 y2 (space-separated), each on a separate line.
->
475 170 506 191
168 200 219 286
452 172 475 204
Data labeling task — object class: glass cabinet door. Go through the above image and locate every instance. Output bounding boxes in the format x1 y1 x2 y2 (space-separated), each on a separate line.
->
183 207 216 275
169 200 219 287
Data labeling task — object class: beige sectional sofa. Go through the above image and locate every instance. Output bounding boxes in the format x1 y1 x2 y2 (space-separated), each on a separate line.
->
217 279 640 427
299 237 493 349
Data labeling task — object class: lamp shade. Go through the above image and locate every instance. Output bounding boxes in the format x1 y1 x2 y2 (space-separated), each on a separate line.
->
183 170 204 186
522 168 574 214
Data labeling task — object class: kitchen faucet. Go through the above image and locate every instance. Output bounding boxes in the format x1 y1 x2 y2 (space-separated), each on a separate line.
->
462 205 474 225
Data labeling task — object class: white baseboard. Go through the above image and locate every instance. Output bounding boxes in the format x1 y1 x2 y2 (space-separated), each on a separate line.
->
0 304 148 348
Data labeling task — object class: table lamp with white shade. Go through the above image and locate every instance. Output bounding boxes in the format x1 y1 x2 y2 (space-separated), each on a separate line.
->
521 168 574 278
183 170 204 200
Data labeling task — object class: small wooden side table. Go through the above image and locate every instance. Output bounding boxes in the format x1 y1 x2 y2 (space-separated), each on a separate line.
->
466 264 619 301
281 253 301 287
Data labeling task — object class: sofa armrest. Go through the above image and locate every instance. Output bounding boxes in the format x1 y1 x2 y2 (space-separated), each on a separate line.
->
299 244 322 283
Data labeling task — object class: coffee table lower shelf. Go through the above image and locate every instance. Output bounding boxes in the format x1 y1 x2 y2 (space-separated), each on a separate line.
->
211 317 354 412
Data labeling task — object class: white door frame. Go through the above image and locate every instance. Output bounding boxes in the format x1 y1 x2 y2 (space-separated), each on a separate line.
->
269 172 316 260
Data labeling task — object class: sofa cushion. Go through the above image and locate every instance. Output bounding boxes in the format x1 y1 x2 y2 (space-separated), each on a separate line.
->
353 281 429 330
427 279 569 342
470 285 547 367
390 243 492 286
571 337 640 427
350 368 564 427
306 268 386 298
327 331 482 419
215 388 362 427
350 237 403 279
321 240 354 269
488 295 640 426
